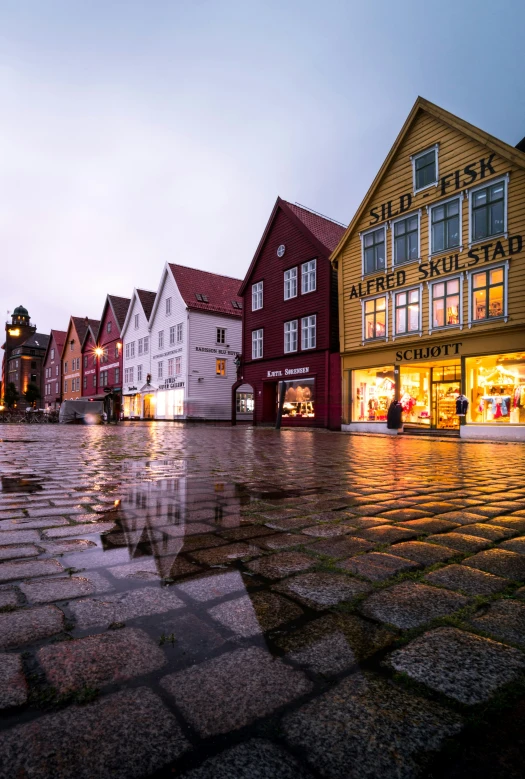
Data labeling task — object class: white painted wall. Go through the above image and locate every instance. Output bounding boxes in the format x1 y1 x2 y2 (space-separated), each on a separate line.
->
121 291 152 409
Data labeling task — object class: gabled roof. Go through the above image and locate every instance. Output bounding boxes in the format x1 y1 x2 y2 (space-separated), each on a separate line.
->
168 264 243 317
331 96 525 260
105 295 131 332
81 320 101 350
43 330 67 364
62 317 98 358
239 197 346 295
19 332 50 351
137 289 156 321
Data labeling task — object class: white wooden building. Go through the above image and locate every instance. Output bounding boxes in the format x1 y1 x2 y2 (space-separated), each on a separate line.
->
123 264 252 421
121 288 157 418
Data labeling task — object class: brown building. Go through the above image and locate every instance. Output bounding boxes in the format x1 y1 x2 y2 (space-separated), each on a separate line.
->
62 317 99 400
1 306 49 406
42 330 67 409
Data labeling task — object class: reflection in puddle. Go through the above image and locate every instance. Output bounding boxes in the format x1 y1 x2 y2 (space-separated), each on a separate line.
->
1 475 44 493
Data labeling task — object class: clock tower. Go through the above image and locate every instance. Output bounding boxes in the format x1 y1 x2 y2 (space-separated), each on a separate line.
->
1 305 37 401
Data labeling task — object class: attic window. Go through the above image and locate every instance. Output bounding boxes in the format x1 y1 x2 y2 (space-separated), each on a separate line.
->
231 300 242 309
195 294 209 303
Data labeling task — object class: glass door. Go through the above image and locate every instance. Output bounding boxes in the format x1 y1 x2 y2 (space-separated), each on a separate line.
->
432 382 460 429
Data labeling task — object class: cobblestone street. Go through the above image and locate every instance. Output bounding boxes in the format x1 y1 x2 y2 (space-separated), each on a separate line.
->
1 425 525 778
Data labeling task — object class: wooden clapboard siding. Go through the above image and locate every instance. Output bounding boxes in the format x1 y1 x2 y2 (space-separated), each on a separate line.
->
333 100 525 357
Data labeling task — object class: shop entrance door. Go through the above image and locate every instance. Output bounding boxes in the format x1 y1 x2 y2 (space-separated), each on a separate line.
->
432 381 460 430
143 394 155 419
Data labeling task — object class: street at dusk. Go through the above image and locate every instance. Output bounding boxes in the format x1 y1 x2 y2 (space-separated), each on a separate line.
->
1 425 525 778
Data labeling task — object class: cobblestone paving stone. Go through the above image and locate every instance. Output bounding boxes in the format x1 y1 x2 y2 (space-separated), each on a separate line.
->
0 425 524 777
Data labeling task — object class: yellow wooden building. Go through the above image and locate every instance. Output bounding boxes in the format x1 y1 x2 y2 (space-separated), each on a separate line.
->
332 97 525 440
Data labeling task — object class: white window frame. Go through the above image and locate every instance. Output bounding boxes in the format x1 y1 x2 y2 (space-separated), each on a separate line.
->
252 281 263 311
137 364 143 382
284 320 298 353
169 326 175 345
158 361 163 379
392 284 423 340
175 356 182 375
216 327 226 344
129 341 135 358
166 297 172 315
390 210 421 268
158 330 164 349
143 336 149 354
468 174 509 248
301 259 317 294
427 274 464 335
252 329 263 359
134 313 139 329
427 193 463 257
168 358 174 377
360 224 388 277
411 143 439 194
138 338 143 356
361 294 388 343
51 348 55 360
176 323 183 343
284 267 298 300
301 315 317 350
467 260 509 328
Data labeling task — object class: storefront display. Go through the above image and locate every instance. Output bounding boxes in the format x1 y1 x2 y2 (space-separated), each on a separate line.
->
352 367 395 422
123 394 142 418
279 378 315 418
466 352 525 425
399 368 430 425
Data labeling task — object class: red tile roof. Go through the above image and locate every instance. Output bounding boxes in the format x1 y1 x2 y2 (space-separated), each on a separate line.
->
168 264 243 317
283 201 346 253
107 295 131 331
137 289 157 321
51 330 67 355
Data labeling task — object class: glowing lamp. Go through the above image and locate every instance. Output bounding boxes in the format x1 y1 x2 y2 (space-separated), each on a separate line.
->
8 328 20 336
95 347 103 357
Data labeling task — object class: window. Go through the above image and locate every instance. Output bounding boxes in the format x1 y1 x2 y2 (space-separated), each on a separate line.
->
166 297 172 315
107 321 112 333
137 365 142 382
236 392 254 413
216 358 226 376
130 341 135 358
393 214 419 265
124 367 134 383
56 365 59 376
83 377 87 389
93 374 97 388
301 315 317 349
216 328 226 344
83 355 87 368
465 351 525 424
70 342 74 351
138 338 143 355
431 277 461 329
284 320 298 353
284 267 297 300
100 370 108 387
279 379 315 418
115 344 120 359
31 374 37 383
352 367 395 422
430 197 461 254
168 358 174 377
51 348 55 360
394 288 420 335
158 361 163 379
64 361 68 374
231 300 242 310
175 356 181 375
143 336 149 354
158 330 164 349
169 326 175 345
470 179 506 242
114 367 120 384
64 380 68 393
362 227 386 275
252 329 263 359
471 266 505 321
125 343 130 359
134 313 139 329
177 323 183 342
55 381 59 393
252 281 263 311
363 296 387 340
302 260 316 293
412 145 438 192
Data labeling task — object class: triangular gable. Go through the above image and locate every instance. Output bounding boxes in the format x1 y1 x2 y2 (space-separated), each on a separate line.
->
239 197 345 294
99 294 131 335
121 288 157 337
43 329 67 365
331 96 525 260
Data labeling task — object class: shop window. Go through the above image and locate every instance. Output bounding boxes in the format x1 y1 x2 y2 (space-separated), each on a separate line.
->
362 227 386 275
284 268 297 300
284 320 298 353
400 366 431 426
301 315 316 349
216 358 226 376
158 330 164 349
217 328 226 344
352 367 395 422
470 266 506 322
252 329 263 359
174 389 184 416
430 277 461 330
252 281 263 311
236 392 254 413
157 392 166 416
412 145 438 192
393 214 419 265
470 179 506 243
430 197 461 254
363 296 387 341
279 379 315 418
394 288 420 335
302 259 316 293
466 352 525 425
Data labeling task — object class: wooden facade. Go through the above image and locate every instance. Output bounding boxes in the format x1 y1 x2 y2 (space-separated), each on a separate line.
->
332 97 525 440
62 317 95 400
43 330 66 409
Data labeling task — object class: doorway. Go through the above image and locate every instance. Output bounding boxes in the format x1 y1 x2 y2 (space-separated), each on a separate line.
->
432 381 460 429
143 394 155 419
400 361 461 430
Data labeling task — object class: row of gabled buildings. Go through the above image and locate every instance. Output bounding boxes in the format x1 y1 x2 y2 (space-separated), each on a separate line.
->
3 98 525 439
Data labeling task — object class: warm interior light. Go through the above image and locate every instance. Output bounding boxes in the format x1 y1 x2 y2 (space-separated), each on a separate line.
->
8 328 20 336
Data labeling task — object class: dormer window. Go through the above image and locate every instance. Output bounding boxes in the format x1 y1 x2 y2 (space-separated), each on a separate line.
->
412 144 439 193
195 293 209 303
231 300 242 310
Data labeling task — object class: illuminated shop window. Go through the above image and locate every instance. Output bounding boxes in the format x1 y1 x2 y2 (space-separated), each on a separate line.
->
352 367 395 422
466 352 525 425
278 379 315 418
236 392 254 413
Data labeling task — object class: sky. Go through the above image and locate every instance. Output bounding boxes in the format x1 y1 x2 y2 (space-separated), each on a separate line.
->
2 0 525 335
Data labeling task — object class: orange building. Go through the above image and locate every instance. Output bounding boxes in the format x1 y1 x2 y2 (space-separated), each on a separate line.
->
61 317 99 400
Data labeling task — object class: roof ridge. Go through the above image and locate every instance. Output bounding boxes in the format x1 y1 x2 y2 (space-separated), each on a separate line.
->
169 262 242 283
283 200 347 227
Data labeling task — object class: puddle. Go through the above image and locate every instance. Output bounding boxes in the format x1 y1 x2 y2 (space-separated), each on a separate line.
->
1 475 44 493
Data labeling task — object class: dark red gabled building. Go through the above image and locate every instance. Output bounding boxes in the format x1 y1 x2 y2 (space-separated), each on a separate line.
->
81 321 100 398
238 198 346 429
96 295 130 418
42 329 67 409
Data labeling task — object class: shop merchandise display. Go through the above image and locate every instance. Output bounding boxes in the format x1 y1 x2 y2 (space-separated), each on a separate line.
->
399 369 430 425
455 394 469 416
281 379 315 418
435 384 460 429
467 353 525 425
354 369 395 422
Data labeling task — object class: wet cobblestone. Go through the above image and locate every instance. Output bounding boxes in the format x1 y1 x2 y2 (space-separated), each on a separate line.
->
0 424 524 777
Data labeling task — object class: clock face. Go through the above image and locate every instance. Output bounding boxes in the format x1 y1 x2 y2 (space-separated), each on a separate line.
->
277 244 286 257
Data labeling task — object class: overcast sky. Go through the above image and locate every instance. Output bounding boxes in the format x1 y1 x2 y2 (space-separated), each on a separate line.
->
2 0 525 334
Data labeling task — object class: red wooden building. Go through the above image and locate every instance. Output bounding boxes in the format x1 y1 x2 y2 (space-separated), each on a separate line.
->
81 321 99 397
42 329 67 409
238 198 345 429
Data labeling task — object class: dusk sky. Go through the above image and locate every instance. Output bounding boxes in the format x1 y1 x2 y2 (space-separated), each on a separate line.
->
2 0 525 334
